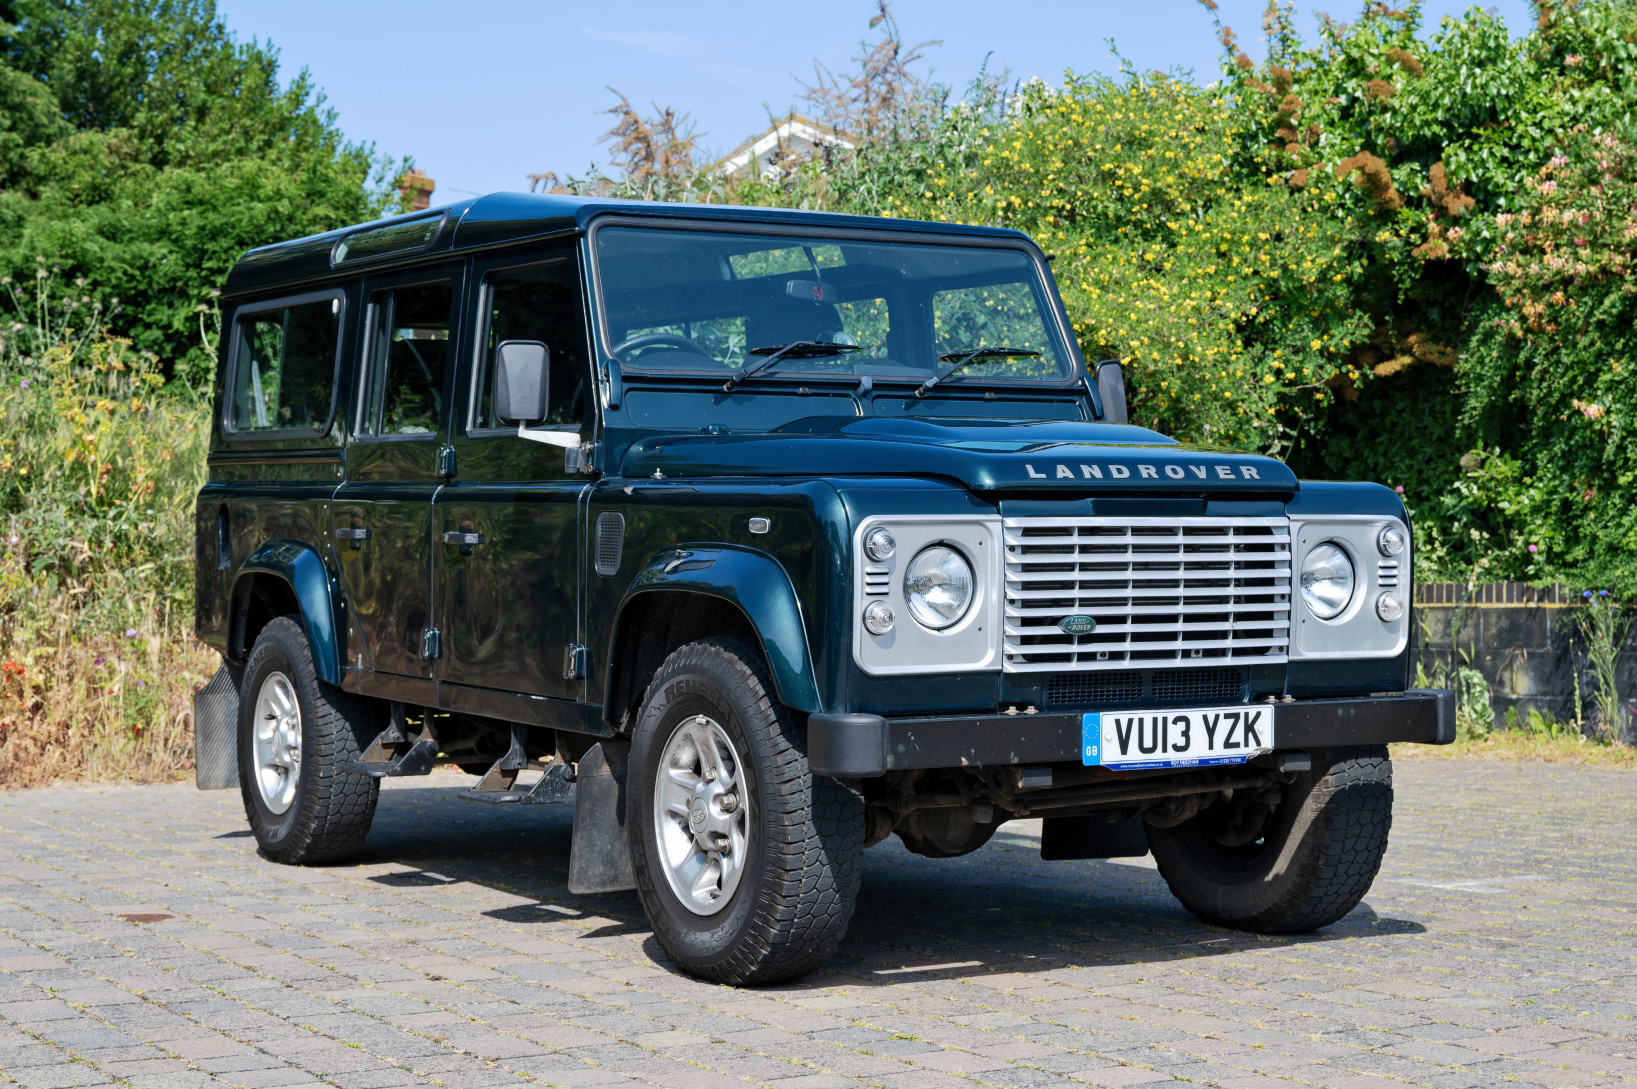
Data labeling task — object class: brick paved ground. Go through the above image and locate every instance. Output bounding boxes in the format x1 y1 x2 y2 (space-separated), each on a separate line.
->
1 758 1633 1089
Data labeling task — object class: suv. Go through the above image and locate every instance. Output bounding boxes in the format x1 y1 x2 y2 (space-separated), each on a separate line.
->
194 194 1453 985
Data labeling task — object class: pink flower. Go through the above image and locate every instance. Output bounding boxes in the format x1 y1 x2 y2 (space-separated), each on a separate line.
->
1528 544 1539 553
1394 485 1405 494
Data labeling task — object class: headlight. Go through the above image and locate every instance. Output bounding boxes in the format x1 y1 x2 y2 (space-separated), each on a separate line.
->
1300 541 1355 620
903 545 973 629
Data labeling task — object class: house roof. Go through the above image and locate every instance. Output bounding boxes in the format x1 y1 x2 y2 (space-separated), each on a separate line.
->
717 114 854 176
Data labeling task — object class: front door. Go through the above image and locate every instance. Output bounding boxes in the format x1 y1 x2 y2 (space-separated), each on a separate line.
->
433 244 593 701
332 263 463 678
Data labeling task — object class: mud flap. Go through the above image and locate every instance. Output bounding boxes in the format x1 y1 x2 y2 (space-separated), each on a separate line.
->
568 740 636 894
193 664 240 790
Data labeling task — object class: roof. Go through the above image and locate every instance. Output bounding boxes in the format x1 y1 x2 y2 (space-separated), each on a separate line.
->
718 114 853 177
221 192 1032 299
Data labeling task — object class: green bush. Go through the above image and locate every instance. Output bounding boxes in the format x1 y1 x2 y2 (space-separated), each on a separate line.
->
0 0 407 384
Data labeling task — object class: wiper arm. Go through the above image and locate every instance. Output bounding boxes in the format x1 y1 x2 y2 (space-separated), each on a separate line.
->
722 341 859 392
915 347 1042 398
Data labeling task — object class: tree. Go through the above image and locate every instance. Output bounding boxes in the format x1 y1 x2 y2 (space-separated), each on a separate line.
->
0 0 407 382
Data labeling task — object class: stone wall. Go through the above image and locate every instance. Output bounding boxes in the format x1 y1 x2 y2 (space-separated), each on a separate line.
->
1411 582 1637 728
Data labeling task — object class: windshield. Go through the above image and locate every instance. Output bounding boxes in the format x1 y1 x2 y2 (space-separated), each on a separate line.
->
592 225 1075 385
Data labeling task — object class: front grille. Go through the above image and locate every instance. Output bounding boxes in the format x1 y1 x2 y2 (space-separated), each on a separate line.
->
1046 670 1143 706
1151 666 1246 703
1045 667 1246 708
1004 515 1291 672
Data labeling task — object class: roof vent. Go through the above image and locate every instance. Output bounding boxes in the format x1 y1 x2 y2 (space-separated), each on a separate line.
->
331 210 446 266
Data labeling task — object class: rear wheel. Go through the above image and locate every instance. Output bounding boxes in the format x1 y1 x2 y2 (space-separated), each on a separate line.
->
1146 746 1392 932
238 617 380 864
627 637 865 985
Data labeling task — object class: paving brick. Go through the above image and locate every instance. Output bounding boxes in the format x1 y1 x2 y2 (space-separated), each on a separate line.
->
2 763 1634 1089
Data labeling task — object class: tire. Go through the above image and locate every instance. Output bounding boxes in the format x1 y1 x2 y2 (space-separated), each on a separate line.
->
626 636 865 985
237 616 381 864
1145 745 1392 933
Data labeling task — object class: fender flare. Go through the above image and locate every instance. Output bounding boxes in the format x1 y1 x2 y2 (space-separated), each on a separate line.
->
230 539 345 686
610 545 821 713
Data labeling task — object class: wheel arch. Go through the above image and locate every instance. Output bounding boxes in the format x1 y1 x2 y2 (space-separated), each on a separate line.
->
603 546 821 731
229 539 345 686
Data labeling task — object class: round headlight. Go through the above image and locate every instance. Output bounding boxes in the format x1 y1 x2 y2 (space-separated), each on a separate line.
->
1300 541 1355 620
864 526 896 563
1377 525 1406 557
1376 591 1404 622
903 546 974 630
863 600 895 635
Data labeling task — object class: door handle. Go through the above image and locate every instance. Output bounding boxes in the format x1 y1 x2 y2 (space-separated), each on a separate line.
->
441 530 485 555
334 527 370 549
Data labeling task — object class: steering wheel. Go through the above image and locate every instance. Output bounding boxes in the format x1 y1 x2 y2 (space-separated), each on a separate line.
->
612 332 711 360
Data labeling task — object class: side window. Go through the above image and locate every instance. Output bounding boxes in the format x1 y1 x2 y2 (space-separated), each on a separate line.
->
228 296 340 433
472 255 588 431
360 282 454 437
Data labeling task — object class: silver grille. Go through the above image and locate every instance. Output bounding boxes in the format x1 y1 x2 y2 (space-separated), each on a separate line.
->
1003 516 1291 672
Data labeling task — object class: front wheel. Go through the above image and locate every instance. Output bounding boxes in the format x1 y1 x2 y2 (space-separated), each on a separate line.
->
627 637 865 985
1146 745 1393 933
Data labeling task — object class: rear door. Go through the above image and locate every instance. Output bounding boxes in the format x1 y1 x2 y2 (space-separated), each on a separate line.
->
433 243 594 701
332 262 463 678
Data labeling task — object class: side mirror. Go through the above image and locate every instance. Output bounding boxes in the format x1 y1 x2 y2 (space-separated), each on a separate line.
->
1095 360 1128 424
494 340 549 424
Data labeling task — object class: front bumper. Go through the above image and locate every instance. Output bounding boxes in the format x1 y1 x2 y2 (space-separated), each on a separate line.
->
807 689 1455 777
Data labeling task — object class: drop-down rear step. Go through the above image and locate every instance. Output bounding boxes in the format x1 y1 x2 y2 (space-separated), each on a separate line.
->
342 702 439 777
457 723 575 804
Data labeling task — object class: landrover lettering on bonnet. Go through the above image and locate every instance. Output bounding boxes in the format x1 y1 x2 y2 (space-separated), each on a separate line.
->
1023 462 1262 481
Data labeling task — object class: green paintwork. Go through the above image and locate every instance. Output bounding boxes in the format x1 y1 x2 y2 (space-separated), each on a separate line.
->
617 545 822 713
234 540 345 686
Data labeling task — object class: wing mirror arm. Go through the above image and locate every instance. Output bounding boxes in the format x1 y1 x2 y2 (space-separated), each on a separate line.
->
517 425 580 449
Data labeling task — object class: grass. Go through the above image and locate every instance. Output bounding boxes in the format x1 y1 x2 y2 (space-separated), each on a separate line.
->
1395 731 1637 768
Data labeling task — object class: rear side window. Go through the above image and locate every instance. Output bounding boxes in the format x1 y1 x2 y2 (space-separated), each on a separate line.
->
359 282 455 437
228 295 342 434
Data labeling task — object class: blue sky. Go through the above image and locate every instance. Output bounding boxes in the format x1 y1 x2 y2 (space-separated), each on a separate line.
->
214 0 1533 202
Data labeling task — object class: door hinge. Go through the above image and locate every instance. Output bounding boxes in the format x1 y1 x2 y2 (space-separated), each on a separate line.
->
565 441 596 475
420 627 442 660
437 445 457 479
563 643 587 680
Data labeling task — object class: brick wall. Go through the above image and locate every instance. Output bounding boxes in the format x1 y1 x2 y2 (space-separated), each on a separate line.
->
1411 582 1636 727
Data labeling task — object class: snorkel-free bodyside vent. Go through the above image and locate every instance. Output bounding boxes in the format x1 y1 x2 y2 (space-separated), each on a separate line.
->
595 512 626 577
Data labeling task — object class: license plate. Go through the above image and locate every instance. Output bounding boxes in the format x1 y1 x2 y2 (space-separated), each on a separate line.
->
1081 706 1274 770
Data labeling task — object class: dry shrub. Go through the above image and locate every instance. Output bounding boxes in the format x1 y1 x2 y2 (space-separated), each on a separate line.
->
1385 47 1425 77
1336 150 1405 211
0 268 211 787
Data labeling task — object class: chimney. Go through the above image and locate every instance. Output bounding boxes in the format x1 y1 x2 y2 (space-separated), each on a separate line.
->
400 168 435 211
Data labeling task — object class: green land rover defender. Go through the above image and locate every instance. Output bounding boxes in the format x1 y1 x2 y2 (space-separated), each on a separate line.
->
193 194 1453 985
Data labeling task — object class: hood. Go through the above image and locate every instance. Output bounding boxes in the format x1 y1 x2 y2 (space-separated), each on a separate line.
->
619 416 1298 493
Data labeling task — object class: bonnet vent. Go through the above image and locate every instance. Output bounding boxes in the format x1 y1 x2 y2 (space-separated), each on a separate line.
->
595 512 626 577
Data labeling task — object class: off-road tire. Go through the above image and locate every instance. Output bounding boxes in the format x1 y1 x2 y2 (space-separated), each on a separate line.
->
627 636 865 985
1146 745 1392 932
238 617 380 864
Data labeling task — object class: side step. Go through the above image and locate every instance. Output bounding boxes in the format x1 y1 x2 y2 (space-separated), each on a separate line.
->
342 702 439 777
457 723 574 804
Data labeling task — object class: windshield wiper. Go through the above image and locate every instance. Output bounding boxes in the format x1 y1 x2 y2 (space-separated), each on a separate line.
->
915 347 1042 398
722 341 860 392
